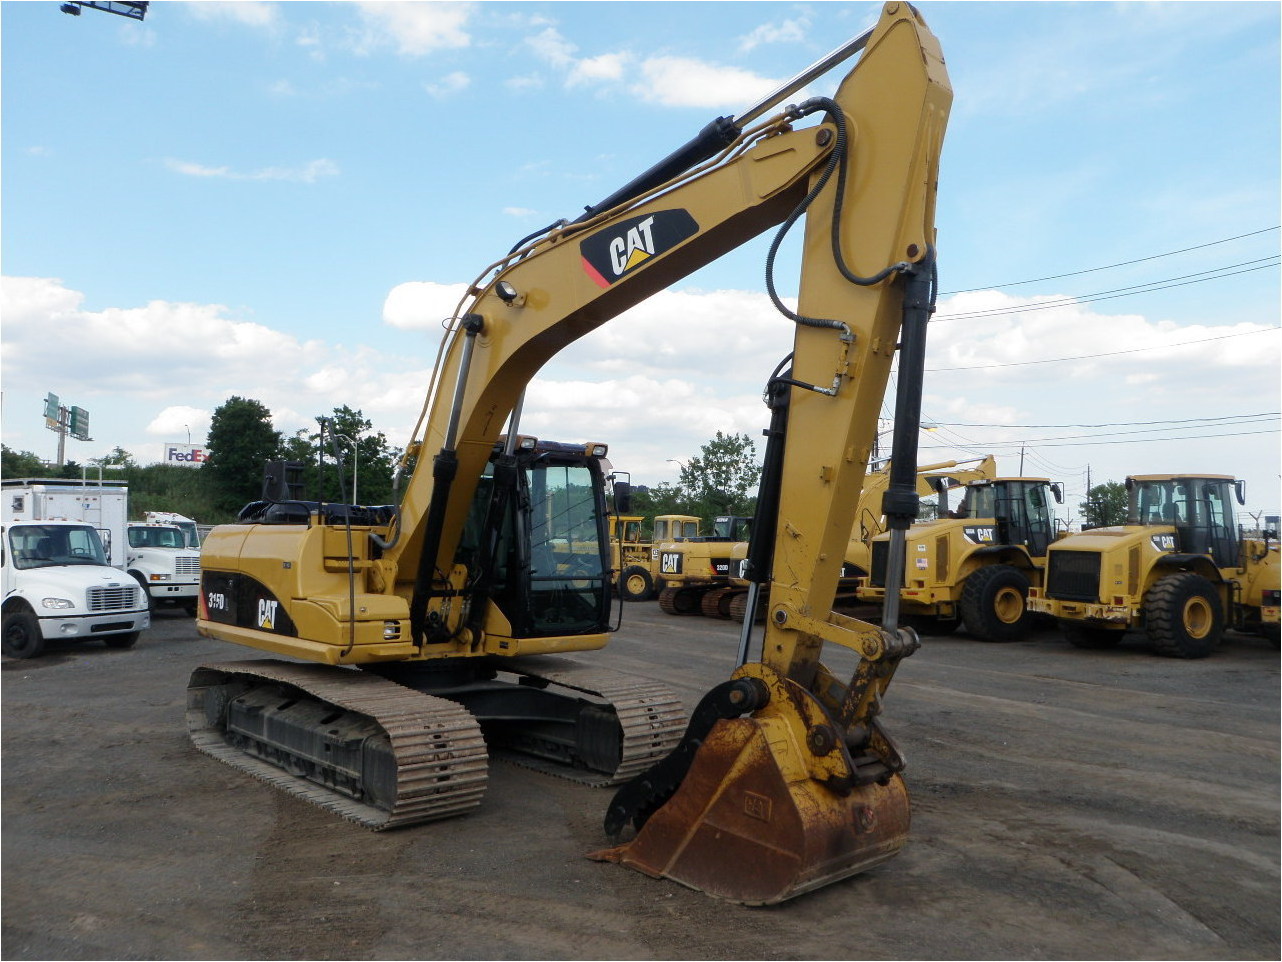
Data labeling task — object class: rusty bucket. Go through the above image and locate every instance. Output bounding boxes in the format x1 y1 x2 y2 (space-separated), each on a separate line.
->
590 709 910 905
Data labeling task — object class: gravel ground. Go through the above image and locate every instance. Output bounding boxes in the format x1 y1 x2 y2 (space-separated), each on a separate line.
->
3 603 1278 960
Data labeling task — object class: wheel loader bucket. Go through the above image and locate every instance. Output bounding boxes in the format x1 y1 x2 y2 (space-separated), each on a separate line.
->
590 712 910 905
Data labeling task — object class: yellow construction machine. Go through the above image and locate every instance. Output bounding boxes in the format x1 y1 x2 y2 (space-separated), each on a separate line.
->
190 1 951 905
858 475 1064 641
696 456 998 623
616 513 704 602
1028 474 1280 657
652 514 753 616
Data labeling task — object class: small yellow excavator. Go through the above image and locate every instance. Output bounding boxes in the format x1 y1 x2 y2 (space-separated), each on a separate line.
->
189 1 951 905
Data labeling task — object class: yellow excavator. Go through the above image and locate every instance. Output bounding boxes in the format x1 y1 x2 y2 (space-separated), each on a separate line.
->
190 1 951 905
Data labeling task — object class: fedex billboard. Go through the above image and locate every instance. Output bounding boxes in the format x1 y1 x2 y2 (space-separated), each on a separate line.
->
164 443 208 468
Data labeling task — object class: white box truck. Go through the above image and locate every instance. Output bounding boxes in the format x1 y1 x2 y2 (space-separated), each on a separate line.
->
2 479 129 567
125 521 201 615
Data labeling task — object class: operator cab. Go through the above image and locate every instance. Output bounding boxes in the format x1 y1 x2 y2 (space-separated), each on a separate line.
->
954 479 1063 558
1126 474 1244 568
456 438 613 638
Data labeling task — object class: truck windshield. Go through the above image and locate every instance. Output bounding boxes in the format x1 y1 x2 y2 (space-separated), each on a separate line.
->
128 526 186 549
8 524 108 569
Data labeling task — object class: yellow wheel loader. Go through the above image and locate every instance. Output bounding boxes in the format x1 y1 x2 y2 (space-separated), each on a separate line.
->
1028 474 1280 657
719 455 997 623
616 513 702 602
858 476 1064 641
190 1 953 905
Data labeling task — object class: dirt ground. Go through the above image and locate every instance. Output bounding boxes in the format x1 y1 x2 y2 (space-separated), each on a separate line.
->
3 603 1278 961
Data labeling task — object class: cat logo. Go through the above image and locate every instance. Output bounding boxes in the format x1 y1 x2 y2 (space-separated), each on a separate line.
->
964 526 996 544
660 552 683 575
1150 534 1177 552
257 598 279 630
580 209 699 288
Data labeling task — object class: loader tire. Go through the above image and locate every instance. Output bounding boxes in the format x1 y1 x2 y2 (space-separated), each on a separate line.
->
2 609 45 660
959 564 1031 642
1145 572 1223 659
1061 622 1122 649
619 565 654 602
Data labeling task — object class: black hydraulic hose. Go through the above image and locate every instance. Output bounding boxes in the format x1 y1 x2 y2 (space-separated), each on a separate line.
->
508 218 568 255
763 98 912 334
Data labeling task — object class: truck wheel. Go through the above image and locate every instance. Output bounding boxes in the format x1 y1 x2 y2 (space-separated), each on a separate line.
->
619 565 654 602
959 565 1031 642
1145 572 1223 659
2 609 46 659
1061 622 1123 649
104 631 140 650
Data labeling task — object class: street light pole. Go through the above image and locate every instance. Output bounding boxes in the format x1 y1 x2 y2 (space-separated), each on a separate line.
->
336 433 359 505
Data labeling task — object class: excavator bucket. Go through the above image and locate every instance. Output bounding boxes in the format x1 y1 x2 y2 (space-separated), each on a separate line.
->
591 674 910 905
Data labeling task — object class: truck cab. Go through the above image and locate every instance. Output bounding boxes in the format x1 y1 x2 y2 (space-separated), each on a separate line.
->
126 522 202 615
2 519 150 659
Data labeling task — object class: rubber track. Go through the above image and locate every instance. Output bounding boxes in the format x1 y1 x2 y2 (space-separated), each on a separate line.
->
494 662 687 787
187 660 489 830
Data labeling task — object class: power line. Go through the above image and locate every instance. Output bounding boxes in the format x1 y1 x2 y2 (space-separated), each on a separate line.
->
922 427 1280 449
934 259 1279 321
940 226 1280 295
929 412 1280 429
926 326 1279 372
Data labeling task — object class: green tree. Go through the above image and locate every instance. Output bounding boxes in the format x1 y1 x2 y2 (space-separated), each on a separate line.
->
677 431 761 525
629 481 689 531
1080 480 1127 528
282 406 396 505
97 445 136 467
205 396 281 514
123 463 224 523
2 444 45 478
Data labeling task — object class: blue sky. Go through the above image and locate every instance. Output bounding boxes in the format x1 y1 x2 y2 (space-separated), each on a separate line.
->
2 1 1279 523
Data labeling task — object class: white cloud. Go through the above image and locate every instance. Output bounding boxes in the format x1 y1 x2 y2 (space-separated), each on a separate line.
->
4 275 1275 509
566 52 630 87
353 1 473 57
146 406 211 443
382 280 470 331
185 1 282 30
423 71 470 98
526 26 577 69
632 57 778 109
163 158 339 183
738 17 810 54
